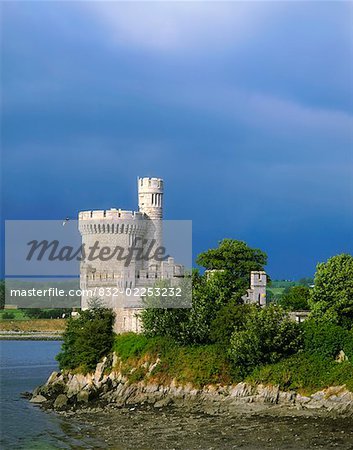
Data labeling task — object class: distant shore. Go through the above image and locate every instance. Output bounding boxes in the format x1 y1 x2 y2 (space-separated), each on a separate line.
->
0 318 65 340
0 331 63 340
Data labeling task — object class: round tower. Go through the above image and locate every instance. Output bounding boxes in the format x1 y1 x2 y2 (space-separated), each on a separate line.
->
138 177 163 270
138 177 163 219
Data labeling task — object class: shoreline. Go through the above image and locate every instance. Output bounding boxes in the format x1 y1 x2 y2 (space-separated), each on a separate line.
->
28 354 353 418
0 331 63 341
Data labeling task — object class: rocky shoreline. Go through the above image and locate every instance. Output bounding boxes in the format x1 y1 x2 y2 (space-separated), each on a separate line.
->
28 353 353 417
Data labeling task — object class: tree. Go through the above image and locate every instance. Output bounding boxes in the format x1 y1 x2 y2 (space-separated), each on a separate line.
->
210 302 253 348
56 303 115 372
196 239 267 304
309 254 353 328
280 286 310 311
141 240 268 346
197 239 267 290
229 305 303 372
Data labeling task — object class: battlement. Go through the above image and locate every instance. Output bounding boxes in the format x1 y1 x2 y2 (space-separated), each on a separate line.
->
250 271 267 288
79 209 145 221
138 177 163 192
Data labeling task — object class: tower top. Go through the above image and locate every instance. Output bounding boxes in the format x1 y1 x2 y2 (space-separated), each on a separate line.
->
138 177 163 191
138 176 163 219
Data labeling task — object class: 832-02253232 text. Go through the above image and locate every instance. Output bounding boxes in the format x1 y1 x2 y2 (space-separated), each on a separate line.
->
9 286 183 298
90 286 183 297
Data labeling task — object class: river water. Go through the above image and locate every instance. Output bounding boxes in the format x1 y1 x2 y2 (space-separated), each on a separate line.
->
1 340 353 449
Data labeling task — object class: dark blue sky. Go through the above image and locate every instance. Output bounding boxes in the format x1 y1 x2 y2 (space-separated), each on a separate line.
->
2 1 353 279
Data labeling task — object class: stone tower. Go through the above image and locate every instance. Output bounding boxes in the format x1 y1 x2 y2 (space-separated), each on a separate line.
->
138 177 163 269
138 177 163 220
242 271 267 306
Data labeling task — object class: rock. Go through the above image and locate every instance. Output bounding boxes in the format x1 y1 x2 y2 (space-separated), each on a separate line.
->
296 394 311 405
94 356 111 385
46 371 60 386
148 358 161 375
30 394 47 403
154 397 173 408
112 352 119 368
336 350 348 363
77 390 90 403
54 394 68 410
256 385 279 403
67 373 88 398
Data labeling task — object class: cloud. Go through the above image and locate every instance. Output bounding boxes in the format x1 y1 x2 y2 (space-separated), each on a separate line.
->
80 2 271 52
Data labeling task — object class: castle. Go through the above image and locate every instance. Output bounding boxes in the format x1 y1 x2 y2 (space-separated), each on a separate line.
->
78 177 184 333
78 176 268 333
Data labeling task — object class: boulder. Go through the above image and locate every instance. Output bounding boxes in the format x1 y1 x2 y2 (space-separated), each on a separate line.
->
77 390 90 403
94 356 111 385
67 373 88 398
46 371 60 386
30 394 47 404
54 394 68 410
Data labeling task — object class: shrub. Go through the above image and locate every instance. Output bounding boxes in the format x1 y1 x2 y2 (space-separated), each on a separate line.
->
309 253 353 328
1 311 15 320
56 306 115 372
247 352 353 393
229 305 303 372
303 320 350 359
279 286 310 311
210 302 252 348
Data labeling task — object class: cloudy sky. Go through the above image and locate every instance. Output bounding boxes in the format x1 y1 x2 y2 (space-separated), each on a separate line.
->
2 1 353 279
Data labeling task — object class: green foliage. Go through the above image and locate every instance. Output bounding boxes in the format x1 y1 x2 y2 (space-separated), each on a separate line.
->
1 311 15 320
56 305 115 372
248 353 353 394
309 254 353 328
229 305 303 372
141 240 268 346
24 308 72 319
269 280 297 289
113 334 233 387
303 320 351 360
196 239 267 290
0 280 5 310
279 285 310 311
210 303 252 348
298 277 314 287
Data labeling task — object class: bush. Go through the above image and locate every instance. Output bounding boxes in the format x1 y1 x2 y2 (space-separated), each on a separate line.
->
56 306 115 372
1 311 15 320
309 253 353 328
25 308 72 319
113 334 233 387
247 352 353 393
210 302 252 348
229 305 303 372
303 320 350 359
279 286 310 311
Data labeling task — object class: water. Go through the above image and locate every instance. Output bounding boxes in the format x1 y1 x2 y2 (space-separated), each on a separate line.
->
0 340 104 449
1 340 353 449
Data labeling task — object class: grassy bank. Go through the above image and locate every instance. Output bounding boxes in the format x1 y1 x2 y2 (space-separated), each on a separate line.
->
0 319 67 332
113 333 353 395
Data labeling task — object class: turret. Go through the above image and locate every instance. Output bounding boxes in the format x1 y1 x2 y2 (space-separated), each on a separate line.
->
138 177 163 219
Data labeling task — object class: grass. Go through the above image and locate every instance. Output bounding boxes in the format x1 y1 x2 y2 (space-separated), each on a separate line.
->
0 309 30 320
113 333 353 393
0 319 67 332
247 352 353 395
113 333 234 387
267 287 285 298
